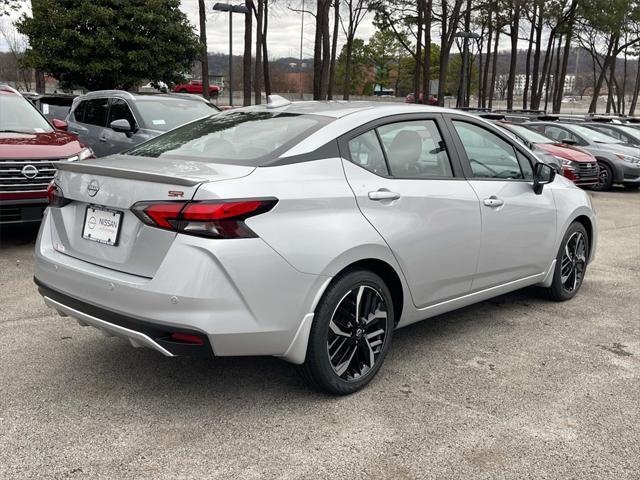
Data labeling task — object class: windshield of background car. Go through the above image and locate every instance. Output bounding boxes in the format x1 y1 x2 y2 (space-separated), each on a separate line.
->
569 124 622 144
507 124 555 144
135 98 220 131
0 94 53 133
127 111 333 165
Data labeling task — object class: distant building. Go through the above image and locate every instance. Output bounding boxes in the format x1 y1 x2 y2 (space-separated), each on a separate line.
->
497 74 576 96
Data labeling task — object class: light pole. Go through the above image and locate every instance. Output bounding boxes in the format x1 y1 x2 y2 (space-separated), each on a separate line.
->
454 31 480 108
213 2 250 107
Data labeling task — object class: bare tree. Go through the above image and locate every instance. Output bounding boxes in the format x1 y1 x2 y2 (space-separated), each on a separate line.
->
198 0 211 100
243 0 253 105
327 0 340 99
340 0 368 100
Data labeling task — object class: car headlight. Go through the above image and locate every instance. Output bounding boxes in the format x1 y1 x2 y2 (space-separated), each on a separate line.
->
66 147 94 162
554 156 577 169
616 154 640 164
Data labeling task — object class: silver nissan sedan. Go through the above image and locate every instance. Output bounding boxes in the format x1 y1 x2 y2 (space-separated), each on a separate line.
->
35 98 596 394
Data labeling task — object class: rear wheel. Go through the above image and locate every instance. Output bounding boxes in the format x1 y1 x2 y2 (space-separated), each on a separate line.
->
301 270 394 395
543 222 589 301
592 162 613 191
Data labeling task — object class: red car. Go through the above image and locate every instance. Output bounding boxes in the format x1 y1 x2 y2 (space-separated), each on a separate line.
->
405 93 438 105
0 85 92 225
498 122 599 187
173 80 221 98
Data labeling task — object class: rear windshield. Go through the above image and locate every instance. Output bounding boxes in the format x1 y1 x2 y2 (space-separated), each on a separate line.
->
135 98 220 131
0 94 53 133
127 110 333 166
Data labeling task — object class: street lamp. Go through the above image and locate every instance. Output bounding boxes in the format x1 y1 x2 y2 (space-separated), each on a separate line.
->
213 2 250 107
455 31 480 108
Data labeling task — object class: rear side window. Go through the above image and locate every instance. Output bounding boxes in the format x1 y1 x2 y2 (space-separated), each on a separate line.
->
377 120 452 178
82 98 109 126
127 111 332 166
73 100 86 122
348 130 388 176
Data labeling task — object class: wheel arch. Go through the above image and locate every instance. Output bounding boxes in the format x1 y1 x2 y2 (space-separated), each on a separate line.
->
572 214 594 260
594 156 623 182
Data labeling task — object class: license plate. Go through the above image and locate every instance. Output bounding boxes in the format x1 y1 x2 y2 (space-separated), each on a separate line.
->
82 206 123 246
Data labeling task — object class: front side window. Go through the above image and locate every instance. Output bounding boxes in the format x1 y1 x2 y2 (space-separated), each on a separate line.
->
0 94 53 133
453 121 526 180
127 111 332 166
543 126 584 145
82 98 109 127
377 120 452 178
108 99 136 127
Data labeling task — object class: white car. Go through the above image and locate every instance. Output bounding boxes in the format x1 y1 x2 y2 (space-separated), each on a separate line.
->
35 98 596 394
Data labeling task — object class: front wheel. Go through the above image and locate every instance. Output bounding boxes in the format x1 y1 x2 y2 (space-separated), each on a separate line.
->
300 270 394 395
543 222 589 301
591 162 613 191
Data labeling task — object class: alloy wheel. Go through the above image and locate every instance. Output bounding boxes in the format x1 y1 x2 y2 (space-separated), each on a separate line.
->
560 231 587 292
598 167 609 187
327 285 388 381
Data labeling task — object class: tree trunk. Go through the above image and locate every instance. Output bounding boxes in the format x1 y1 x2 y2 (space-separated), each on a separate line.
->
35 69 45 94
481 5 493 108
327 0 339 100
506 1 520 111
414 0 423 103
313 0 323 99
589 35 617 114
533 28 556 110
422 0 432 102
530 0 544 110
198 0 210 100
254 0 264 104
319 0 331 99
522 2 536 109
343 38 353 100
262 0 271 96
552 0 577 113
628 58 640 116
243 1 252 106
488 25 500 109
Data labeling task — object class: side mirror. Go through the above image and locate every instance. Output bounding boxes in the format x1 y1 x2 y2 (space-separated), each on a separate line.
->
110 119 136 138
533 162 556 194
52 118 68 131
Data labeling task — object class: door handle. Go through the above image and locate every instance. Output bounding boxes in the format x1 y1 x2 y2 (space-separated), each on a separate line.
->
368 190 400 201
483 196 504 208
98 136 107 142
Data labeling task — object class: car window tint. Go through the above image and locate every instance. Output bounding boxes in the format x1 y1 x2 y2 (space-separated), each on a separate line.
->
348 130 388 175
82 98 109 126
377 120 452 178
108 99 136 127
453 121 525 179
544 126 582 145
73 101 86 122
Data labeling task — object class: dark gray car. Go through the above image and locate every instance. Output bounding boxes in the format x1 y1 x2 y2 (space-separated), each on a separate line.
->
66 91 220 157
526 121 640 190
582 122 640 147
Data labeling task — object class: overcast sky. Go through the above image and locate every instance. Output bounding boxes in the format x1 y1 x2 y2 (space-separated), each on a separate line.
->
0 1 378 58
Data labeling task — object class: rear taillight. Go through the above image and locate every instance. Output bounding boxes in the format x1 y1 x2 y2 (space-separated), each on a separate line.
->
131 198 277 239
46 181 71 208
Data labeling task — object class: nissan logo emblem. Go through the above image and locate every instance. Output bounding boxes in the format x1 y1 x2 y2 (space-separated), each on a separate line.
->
87 179 100 197
21 164 39 179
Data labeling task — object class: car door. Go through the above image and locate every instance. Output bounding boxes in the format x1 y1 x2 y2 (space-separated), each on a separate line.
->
100 98 139 155
340 115 481 308
70 98 111 157
448 117 557 290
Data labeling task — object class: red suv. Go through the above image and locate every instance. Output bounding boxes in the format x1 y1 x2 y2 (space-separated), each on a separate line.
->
173 80 221 98
0 85 92 225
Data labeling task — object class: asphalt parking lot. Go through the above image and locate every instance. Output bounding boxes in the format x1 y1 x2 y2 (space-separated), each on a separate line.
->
0 189 638 480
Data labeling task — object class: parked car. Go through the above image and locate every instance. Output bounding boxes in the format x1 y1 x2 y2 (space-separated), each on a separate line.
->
526 121 640 190
35 99 596 394
173 80 221 98
0 85 92 225
66 90 220 157
405 93 438 105
22 92 77 122
496 121 599 188
582 122 640 146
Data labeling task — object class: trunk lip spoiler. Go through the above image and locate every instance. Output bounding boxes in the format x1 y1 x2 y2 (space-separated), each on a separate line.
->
52 161 203 186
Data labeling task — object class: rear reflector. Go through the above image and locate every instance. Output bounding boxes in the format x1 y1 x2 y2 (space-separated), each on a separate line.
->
169 332 204 345
131 198 277 239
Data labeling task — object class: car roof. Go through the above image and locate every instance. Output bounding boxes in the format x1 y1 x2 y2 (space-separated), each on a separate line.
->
79 90 210 103
234 100 460 119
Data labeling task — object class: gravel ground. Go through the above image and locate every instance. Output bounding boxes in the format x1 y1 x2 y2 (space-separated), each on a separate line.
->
0 189 638 480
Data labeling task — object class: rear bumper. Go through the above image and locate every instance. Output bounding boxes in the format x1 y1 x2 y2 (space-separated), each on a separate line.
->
37 279 213 357
34 209 328 361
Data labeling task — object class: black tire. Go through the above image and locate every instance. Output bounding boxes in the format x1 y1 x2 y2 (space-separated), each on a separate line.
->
543 222 589 301
300 269 394 395
591 162 613 191
624 184 639 190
